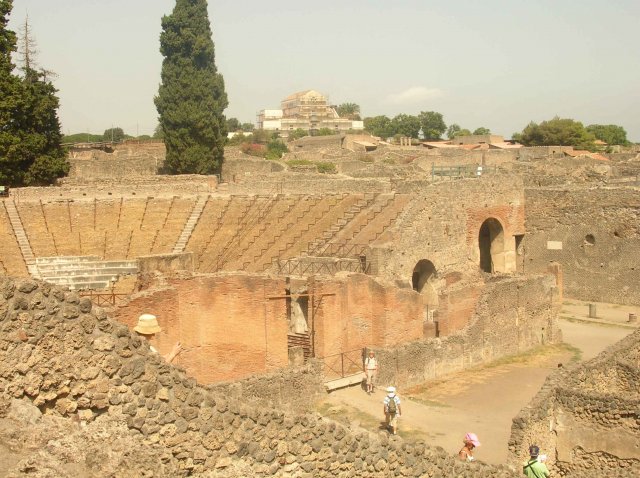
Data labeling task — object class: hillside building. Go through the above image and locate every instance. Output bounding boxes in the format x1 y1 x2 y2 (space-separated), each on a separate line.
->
257 90 364 136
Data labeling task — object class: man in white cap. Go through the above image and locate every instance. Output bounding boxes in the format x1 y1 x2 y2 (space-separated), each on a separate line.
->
383 386 402 435
363 350 378 394
134 313 182 364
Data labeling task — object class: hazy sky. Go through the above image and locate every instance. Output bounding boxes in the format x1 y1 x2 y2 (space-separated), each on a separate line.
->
7 0 640 140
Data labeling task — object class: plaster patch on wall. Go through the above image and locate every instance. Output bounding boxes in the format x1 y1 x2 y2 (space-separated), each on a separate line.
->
547 241 563 250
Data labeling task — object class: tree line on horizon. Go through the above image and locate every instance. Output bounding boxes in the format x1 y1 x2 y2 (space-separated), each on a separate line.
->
360 109 630 150
2 0 636 188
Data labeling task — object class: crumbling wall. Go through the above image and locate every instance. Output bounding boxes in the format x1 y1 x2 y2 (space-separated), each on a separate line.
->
524 186 640 304
373 174 526 284
508 329 640 477
375 274 561 389
0 277 520 477
13 175 216 200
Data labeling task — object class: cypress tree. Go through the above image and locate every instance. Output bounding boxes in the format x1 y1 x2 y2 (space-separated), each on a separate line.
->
155 0 228 175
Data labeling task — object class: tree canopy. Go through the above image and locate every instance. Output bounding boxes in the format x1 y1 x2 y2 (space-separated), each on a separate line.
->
586 124 628 146
391 114 421 139
364 115 393 139
103 127 125 142
473 127 491 135
513 116 596 150
418 111 446 140
336 103 360 120
155 0 228 175
0 2 68 186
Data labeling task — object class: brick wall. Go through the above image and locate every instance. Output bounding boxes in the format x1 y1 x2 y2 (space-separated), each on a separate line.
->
375 274 561 389
114 275 289 383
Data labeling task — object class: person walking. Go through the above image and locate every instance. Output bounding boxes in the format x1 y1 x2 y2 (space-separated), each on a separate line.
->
523 445 550 477
383 386 401 435
458 433 481 461
364 350 378 394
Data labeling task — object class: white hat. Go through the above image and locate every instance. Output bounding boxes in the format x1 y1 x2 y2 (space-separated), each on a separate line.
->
386 386 396 394
134 313 161 335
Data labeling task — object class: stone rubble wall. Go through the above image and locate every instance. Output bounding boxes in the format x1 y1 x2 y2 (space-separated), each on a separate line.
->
508 329 640 477
374 274 561 389
0 277 519 477
11 175 217 200
524 186 640 304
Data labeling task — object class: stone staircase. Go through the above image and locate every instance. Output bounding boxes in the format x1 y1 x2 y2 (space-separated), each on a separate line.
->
33 256 138 290
307 194 377 255
172 195 208 253
3 200 37 275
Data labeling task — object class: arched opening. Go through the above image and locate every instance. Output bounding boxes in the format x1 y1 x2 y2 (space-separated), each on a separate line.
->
412 260 438 305
478 218 505 273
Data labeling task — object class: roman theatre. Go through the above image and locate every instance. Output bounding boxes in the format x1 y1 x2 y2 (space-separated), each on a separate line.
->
0 136 638 476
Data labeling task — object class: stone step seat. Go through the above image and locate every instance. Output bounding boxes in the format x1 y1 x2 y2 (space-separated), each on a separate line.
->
35 256 102 265
42 278 113 291
37 266 138 278
36 261 138 272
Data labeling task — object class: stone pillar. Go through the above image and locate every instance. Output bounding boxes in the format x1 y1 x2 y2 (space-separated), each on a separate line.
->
547 262 563 304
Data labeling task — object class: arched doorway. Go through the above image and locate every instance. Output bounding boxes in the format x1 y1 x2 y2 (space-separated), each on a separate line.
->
412 259 438 306
478 218 505 273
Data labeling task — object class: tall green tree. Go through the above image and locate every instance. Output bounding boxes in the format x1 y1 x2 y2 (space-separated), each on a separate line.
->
391 114 421 138
17 67 69 185
0 3 67 186
0 0 22 185
103 127 125 142
225 117 240 132
155 0 228 175
514 117 596 150
364 115 393 139
418 111 446 140
473 127 491 135
336 102 360 120
586 124 628 146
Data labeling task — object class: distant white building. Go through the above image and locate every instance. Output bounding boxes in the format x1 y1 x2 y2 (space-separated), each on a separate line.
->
257 90 364 136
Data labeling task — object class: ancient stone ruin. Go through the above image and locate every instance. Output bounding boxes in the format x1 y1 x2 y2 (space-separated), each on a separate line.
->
0 139 638 475
0 277 520 477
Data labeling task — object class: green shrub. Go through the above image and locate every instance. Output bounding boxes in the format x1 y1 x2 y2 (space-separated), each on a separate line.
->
287 128 308 141
316 127 336 136
317 162 337 174
266 139 288 160
286 159 314 167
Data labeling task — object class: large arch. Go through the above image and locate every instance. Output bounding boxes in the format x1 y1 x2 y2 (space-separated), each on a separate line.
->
412 259 438 306
478 218 506 273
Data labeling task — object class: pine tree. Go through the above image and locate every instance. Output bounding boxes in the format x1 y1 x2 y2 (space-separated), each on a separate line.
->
0 0 23 185
155 0 228 175
0 3 68 186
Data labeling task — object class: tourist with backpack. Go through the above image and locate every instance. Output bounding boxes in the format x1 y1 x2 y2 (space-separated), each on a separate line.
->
383 386 401 435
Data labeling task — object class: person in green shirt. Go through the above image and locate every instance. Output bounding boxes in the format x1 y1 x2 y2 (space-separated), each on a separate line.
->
523 445 550 477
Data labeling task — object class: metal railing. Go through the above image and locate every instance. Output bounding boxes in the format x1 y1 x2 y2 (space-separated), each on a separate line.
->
274 258 370 276
314 242 369 258
320 348 365 379
79 290 129 307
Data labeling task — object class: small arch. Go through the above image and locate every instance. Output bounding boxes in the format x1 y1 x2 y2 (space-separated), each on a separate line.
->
478 218 505 273
412 259 438 306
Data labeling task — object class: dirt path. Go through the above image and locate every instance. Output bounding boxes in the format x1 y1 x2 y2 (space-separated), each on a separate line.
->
319 316 636 466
